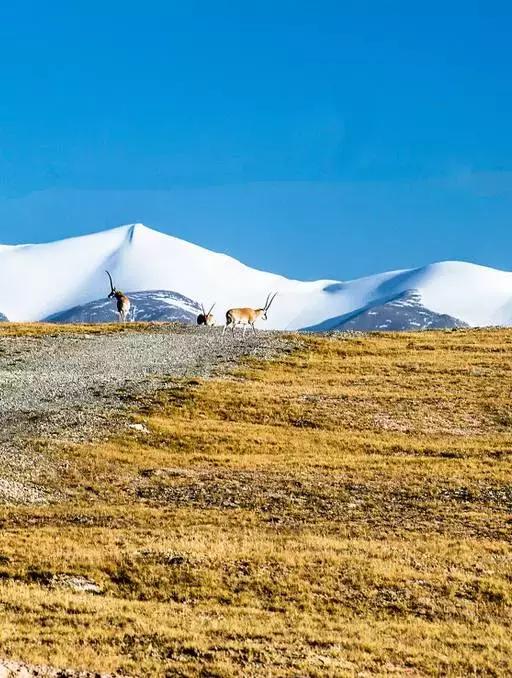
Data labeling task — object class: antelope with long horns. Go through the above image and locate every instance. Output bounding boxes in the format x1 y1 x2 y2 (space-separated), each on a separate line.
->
106 271 131 322
197 303 216 327
223 293 278 337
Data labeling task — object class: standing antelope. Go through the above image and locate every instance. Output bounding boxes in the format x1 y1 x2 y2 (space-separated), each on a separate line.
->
223 293 278 337
106 271 131 322
197 303 216 326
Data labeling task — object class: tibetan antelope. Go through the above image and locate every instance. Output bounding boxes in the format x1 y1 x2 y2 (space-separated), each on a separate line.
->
223 293 278 337
106 271 131 322
197 303 216 326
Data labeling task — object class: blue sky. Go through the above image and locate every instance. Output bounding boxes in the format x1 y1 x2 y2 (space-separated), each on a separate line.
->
0 1 511 280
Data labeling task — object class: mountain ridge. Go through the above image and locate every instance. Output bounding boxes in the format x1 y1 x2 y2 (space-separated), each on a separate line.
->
1 223 511 330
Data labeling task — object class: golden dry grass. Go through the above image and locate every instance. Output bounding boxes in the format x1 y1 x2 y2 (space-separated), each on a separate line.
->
0 322 175 337
1 328 512 676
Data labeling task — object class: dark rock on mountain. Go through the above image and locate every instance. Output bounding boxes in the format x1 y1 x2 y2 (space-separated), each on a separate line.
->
304 290 469 332
45 290 201 324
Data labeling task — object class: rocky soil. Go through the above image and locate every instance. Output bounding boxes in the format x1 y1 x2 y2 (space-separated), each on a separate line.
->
0 325 289 505
0 659 116 677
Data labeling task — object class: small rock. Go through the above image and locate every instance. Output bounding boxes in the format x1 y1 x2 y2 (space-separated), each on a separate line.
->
50 574 103 595
128 423 149 433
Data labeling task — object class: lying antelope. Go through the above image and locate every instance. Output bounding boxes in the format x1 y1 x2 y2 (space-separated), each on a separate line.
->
106 271 131 322
197 303 216 326
223 293 278 337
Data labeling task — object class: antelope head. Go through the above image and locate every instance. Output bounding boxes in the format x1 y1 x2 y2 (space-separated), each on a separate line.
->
106 270 119 299
197 303 216 326
260 292 278 321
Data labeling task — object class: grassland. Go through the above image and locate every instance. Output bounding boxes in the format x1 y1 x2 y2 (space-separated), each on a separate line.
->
0 327 511 676
0 321 175 337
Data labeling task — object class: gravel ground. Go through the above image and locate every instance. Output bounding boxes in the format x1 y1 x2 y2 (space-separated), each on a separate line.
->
0 659 116 677
0 325 290 505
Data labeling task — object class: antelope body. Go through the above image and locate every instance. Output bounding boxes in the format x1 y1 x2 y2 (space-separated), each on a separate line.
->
106 271 131 322
197 303 216 327
223 293 277 337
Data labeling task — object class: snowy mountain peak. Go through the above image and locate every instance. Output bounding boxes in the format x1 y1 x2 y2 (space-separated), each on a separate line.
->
123 223 153 243
0 224 511 330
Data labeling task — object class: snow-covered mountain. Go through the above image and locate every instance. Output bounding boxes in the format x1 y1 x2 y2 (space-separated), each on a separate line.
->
1 223 511 330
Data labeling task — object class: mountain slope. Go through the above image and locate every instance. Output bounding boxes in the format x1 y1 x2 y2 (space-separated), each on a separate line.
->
45 290 200 324
1 223 512 330
306 290 469 332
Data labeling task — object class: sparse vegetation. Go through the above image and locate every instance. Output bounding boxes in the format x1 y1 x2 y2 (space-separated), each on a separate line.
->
0 322 175 337
1 327 512 676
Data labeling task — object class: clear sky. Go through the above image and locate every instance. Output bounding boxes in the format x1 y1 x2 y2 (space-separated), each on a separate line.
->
0 1 511 280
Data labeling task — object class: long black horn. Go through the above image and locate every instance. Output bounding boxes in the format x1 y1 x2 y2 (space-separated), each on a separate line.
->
105 270 115 292
201 303 206 316
266 292 278 311
207 303 216 316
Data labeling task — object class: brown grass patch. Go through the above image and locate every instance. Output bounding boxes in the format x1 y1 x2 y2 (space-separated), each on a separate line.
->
0 322 182 337
0 328 511 675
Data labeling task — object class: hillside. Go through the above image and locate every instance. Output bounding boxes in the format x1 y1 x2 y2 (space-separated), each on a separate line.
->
306 290 469 331
1 224 512 330
45 290 200 323
0 325 511 675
